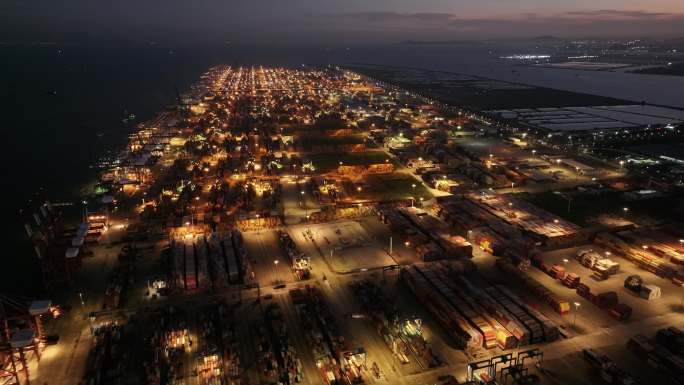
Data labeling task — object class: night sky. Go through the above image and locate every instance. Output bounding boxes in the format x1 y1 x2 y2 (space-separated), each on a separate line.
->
2 0 684 43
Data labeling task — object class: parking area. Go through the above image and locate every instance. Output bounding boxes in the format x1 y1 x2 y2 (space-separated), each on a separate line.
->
529 245 683 328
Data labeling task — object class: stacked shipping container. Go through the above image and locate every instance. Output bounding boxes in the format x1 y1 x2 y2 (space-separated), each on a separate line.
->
497 258 570 315
401 261 560 351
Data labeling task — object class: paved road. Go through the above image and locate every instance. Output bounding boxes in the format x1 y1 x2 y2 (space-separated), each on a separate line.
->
242 230 293 286
281 176 320 225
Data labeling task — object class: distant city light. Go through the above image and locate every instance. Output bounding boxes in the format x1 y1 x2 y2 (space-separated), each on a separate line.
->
500 54 551 60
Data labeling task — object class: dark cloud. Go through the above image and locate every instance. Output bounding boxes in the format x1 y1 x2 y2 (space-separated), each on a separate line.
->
335 11 455 23
0 1 32 13
314 9 684 39
562 9 678 19
328 9 683 24
1 2 683 43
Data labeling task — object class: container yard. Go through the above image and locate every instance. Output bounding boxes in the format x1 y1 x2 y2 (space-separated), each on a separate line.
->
581 348 642 385
466 193 584 246
628 328 684 384
401 260 560 352
350 279 442 370
12 64 684 385
290 286 367 385
498 258 571 316
435 193 589 261
78 300 246 385
169 231 251 291
377 206 473 261
595 231 684 286
256 303 304 384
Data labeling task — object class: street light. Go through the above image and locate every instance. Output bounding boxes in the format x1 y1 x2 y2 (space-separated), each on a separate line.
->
573 302 581 326
301 190 307 218
82 200 89 222
274 260 279 284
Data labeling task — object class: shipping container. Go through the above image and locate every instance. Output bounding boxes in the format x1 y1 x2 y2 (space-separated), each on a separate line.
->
610 303 632 321
639 285 661 301
624 275 642 293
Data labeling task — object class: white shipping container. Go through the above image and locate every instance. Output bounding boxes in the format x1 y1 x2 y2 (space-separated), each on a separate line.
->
640 285 661 300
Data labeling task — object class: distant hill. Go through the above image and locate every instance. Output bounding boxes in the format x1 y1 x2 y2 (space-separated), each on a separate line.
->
531 35 561 41
398 39 477 45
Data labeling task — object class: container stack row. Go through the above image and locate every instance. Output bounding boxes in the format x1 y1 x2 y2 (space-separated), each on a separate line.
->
142 307 191 385
264 303 304 385
351 279 442 368
576 283 632 320
496 258 570 315
595 233 684 285
419 264 498 349
279 230 311 280
397 207 473 260
489 285 558 342
205 234 229 289
171 233 249 291
230 230 254 283
290 286 361 385
401 265 479 350
403 261 560 351
455 276 532 346
221 234 241 284
82 322 126 385
251 316 281 382
351 280 410 364
218 302 243 385
582 348 642 385
628 331 684 384
432 265 517 349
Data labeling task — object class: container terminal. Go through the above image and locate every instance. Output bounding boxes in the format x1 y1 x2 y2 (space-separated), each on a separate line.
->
5 65 684 385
